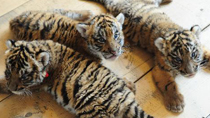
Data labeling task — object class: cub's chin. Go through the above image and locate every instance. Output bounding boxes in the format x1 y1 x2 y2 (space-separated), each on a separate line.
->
182 73 196 78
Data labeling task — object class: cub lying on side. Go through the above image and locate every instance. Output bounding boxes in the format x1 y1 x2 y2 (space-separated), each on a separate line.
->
10 9 125 62
1 40 153 118
88 0 210 113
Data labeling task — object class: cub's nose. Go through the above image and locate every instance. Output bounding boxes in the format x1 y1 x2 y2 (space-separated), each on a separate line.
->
109 48 117 55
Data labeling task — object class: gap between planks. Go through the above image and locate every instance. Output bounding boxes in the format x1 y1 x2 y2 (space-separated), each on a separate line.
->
0 94 13 103
202 23 210 32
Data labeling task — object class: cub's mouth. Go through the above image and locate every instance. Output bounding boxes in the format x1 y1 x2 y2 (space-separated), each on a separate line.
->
106 54 119 60
103 52 120 60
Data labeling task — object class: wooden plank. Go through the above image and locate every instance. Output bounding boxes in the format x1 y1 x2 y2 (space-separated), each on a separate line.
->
0 92 75 118
123 57 154 83
103 47 152 82
0 0 29 17
160 0 210 29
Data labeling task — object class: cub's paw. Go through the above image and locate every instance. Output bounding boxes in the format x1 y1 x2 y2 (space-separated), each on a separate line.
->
164 93 185 112
123 77 136 94
79 10 94 21
0 77 10 94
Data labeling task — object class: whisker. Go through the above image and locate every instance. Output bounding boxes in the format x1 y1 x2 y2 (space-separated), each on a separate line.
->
25 89 32 96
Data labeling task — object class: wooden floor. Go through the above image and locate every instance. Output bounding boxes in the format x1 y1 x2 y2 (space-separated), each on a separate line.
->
0 0 210 118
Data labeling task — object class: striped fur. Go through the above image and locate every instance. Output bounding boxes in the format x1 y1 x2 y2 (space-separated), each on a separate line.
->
3 40 153 118
9 9 125 62
87 0 209 113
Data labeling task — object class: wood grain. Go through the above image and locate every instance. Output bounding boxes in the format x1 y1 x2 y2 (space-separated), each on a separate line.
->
0 0 29 17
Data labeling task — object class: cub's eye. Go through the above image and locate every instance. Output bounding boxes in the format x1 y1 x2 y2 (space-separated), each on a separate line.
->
191 52 196 58
114 33 119 39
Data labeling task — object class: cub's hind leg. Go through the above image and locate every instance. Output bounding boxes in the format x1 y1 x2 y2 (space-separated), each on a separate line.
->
48 9 94 21
152 66 185 112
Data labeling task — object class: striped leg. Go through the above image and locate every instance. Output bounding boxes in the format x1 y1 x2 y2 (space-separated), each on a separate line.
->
122 100 153 118
48 9 94 21
152 66 185 112
122 77 136 94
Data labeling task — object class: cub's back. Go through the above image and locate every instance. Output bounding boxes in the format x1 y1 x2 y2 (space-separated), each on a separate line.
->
10 11 79 47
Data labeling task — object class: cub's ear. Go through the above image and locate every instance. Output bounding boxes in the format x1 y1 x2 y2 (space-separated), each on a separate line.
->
155 37 165 52
6 39 16 49
190 25 201 37
116 13 125 25
37 52 50 67
76 23 89 38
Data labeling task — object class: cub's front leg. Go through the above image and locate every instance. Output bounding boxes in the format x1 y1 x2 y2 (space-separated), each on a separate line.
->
152 65 185 112
0 76 10 94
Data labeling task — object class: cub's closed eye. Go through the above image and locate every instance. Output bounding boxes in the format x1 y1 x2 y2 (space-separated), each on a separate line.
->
173 57 182 64
97 35 106 43
92 35 105 43
21 74 29 80
98 38 105 43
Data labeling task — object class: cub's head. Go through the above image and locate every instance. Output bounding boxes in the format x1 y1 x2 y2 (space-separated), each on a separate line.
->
76 13 125 60
4 40 50 95
155 25 203 77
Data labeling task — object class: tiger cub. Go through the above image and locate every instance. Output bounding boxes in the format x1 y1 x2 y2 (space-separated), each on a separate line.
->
10 9 125 62
2 39 153 118
87 0 210 113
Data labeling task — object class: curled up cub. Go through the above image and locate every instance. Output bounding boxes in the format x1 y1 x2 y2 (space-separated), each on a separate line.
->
1 39 153 118
10 9 125 62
